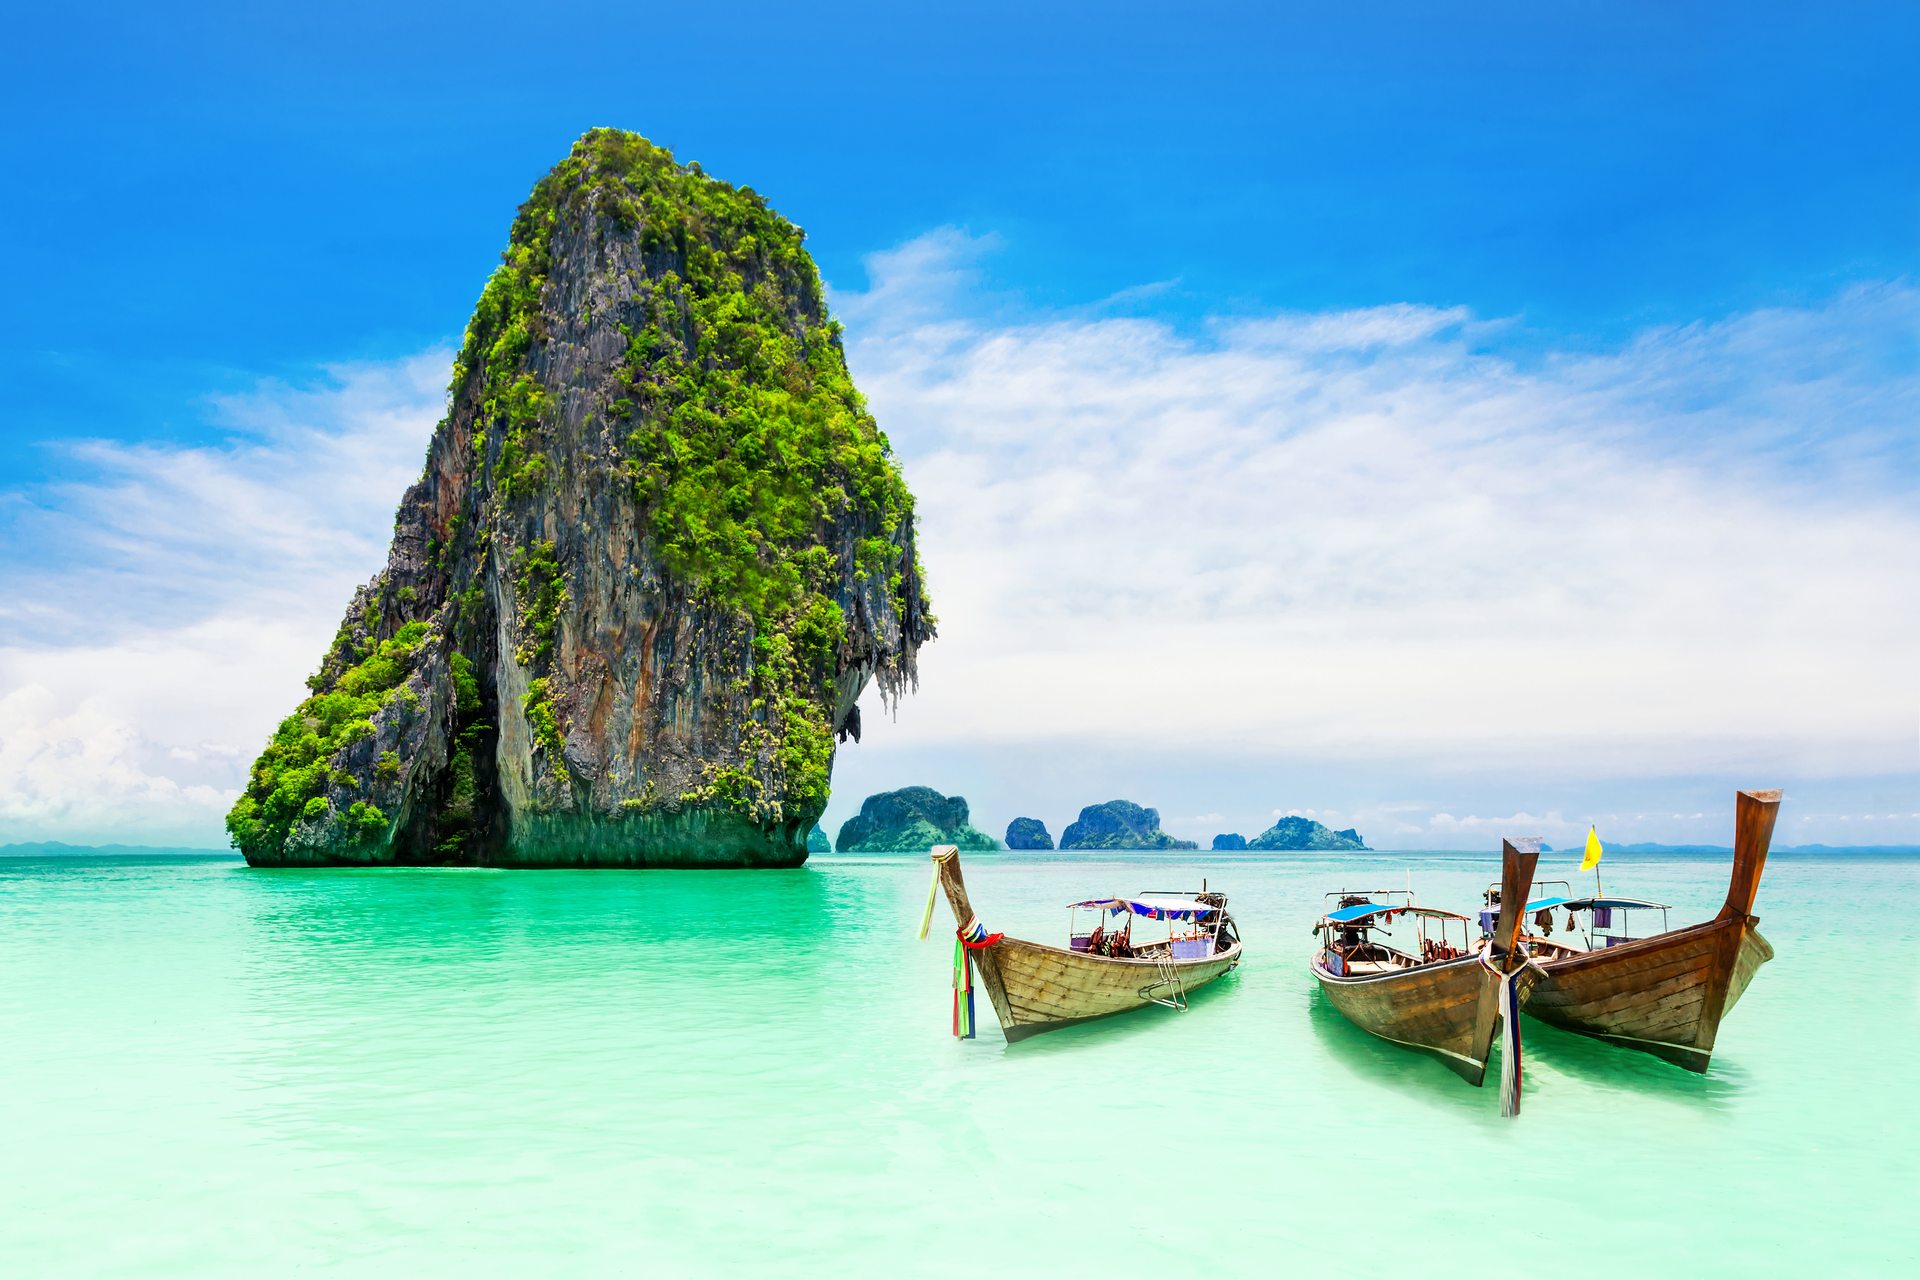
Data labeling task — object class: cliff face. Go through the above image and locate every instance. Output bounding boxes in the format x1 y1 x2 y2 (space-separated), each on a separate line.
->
1058 801 1197 851
834 787 997 853
1247 817 1368 851
228 130 931 867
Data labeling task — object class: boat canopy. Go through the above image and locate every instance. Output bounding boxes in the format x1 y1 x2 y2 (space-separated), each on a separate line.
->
1069 895 1216 920
1317 902 1471 927
1527 895 1669 913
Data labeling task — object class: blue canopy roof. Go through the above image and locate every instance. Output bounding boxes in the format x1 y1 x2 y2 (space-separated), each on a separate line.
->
1319 903 1471 926
1528 895 1669 913
1069 895 1216 920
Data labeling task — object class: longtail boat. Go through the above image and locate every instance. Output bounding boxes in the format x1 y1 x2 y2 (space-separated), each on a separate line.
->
1516 789 1779 1073
929 846 1242 1042
1310 839 1539 1113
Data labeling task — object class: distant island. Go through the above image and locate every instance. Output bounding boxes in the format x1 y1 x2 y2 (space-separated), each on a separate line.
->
834 787 998 852
1005 817 1053 850
1059 801 1198 850
807 826 832 854
1247 816 1369 851
0 841 233 858
1212 833 1247 850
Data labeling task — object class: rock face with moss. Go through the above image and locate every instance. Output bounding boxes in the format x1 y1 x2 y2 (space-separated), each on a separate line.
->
227 130 931 867
1247 817 1368 851
1004 817 1053 850
834 787 997 853
1058 800 1197 851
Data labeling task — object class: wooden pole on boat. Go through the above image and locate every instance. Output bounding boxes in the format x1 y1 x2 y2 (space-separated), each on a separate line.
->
1493 837 1541 1118
917 861 942 940
930 846 1016 1033
1719 789 1781 923
1692 789 1783 1062
1493 837 1542 965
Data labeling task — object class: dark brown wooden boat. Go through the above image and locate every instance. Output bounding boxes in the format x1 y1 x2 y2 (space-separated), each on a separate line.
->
1518 788 1779 1073
1310 840 1539 1108
931 846 1242 1042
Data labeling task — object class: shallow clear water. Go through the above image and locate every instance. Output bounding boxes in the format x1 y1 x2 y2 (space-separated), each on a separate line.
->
2 849 1915 1275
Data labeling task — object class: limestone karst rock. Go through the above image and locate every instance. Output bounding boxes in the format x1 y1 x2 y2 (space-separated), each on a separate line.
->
228 130 931 867
1058 800 1197 851
1211 833 1247 850
1247 816 1369 851
1004 817 1053 850
834 787 997 853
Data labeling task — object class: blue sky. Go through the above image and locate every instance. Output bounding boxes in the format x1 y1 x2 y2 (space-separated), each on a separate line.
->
2 2 1916 849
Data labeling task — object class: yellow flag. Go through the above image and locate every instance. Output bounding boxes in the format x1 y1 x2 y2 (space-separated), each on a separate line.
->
1580 826 1604 871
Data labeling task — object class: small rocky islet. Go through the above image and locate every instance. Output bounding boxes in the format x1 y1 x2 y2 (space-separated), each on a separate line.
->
821 794 1368 853
1059 800 1197 851
1004 817 1053 849
833 787 997 853
1249 816 1368 851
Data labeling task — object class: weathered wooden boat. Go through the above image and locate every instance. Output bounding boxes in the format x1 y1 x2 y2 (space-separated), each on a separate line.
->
1516 789 1779 1073
1310 840 1539 1110
930 846 1242 1042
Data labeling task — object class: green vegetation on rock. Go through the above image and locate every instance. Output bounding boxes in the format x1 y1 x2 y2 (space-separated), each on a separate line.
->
452 128 926 826
226 622 431 859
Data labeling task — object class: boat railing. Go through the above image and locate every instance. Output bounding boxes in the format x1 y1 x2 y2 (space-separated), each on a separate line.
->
1324 888 1415 905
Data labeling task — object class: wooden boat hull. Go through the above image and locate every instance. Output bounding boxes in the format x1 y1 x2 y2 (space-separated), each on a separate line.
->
1523 917 1773 1073
933 849 1241 1042
1522 788 1781 1073
980 936 1240 1041
1312 954 1535 1086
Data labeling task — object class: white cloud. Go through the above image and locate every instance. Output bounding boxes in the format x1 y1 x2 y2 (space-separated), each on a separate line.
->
841 232 1920 790
0 685 229 843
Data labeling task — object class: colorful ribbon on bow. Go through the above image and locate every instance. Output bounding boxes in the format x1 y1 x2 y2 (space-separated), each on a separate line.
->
951 916 1003 1038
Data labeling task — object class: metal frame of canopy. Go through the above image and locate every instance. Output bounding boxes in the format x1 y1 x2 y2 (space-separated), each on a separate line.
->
1068 887 1226 958
1312 889 1476 964
1487 876 1673 948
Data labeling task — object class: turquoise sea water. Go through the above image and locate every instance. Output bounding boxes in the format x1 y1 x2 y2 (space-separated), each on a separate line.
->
2 849 1915 1276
